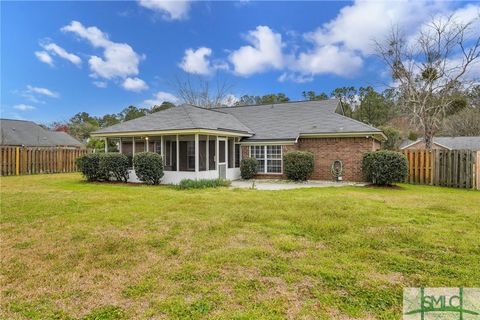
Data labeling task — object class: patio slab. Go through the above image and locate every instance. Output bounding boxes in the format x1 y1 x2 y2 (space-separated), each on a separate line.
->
230 179 366 190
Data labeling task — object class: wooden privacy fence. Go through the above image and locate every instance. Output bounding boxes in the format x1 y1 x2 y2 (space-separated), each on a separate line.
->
403 149 479 189
0 147 87 176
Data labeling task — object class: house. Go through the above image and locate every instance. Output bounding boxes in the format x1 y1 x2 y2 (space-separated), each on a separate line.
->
91 100 385 184
0 119 83 149
400 136 480 151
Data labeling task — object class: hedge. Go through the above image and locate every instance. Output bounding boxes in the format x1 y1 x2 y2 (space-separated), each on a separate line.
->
177 178 231 189
240 157 258 179
133 152 164 185
100 153 130 182
76 153 107 182
283 151 314 181
362 150 408 185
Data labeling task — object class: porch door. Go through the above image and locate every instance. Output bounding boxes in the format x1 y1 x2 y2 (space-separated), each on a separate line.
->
218 138 227 179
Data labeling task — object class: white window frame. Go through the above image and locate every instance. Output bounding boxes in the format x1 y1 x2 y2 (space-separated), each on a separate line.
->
249 145 283 174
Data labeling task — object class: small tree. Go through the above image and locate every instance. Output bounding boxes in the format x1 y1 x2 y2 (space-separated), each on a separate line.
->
283 151 314 181
375 15 480 149
133 152 164 185
380 126 401 150
240 157 258 180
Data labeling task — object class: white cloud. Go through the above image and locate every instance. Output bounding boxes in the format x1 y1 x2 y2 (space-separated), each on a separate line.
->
13 104 36 111
222 94 238 106
62 21 143 82
122 77 149 92
93 81 108 88
179 47 213 75
229 26 284 76
35 51 54 66
143 91 179 107
138 0 191 20
26 85 59 98
42 43 81 66
293 45 363 77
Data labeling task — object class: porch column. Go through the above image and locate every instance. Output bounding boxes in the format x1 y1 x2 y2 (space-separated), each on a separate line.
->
146 137 149 152
132 137 136 169
176 135 179 172
119 137 123 154
104 137 108 153
160 136 164 162
195 134 199 174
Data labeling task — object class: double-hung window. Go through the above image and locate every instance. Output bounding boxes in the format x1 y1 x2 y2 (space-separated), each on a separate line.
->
250 145 282 174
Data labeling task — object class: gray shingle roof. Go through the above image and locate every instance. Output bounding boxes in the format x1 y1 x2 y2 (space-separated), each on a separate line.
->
434 137 480 150
400 136 480 150
93 104 253 135
0 119 83 147
93 100 383 141
216 99 382 141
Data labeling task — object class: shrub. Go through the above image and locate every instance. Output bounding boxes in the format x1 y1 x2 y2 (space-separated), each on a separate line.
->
240 157 258 179
177 178 231 189
76 153 107 182
133 152 164 185
362 150 408 185
283 151 314 181
100 153 130 182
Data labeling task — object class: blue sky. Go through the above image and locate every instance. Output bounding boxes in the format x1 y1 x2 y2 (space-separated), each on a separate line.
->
1 0 479 124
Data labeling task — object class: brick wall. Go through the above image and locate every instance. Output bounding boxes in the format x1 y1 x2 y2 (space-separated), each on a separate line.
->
241 137 380 182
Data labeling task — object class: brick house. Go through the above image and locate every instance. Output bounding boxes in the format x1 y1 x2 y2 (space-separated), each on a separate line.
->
92 100 385 183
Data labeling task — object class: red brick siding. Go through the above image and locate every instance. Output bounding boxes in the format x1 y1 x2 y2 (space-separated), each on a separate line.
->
241 137 380 182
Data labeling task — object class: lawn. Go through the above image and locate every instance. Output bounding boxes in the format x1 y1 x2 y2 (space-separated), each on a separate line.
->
1 174 479 319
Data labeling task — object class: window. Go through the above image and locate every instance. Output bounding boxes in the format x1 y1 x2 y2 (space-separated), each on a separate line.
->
250 145 282 174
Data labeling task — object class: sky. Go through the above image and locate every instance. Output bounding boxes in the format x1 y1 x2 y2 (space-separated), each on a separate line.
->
1 0 479 124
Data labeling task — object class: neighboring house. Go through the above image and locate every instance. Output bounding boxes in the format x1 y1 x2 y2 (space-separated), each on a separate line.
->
0 119 83 149
400 136 480 151
92 100 385 183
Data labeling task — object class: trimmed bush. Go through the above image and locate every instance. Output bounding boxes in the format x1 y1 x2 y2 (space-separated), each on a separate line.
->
283 151 314 181
133 152 164 185
362 150 408 185
240 157 258 179
100 153 130 182
177 178 231 189
76 153 107 182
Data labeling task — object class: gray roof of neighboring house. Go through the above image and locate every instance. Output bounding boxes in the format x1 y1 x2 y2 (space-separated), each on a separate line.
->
216 99 381 141
0 119 83 147
400 136 480 150
93 100 383 141
94 104 253 135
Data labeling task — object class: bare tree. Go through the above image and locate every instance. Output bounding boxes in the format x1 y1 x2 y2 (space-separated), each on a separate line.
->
375 15 480 148
173 74 234 109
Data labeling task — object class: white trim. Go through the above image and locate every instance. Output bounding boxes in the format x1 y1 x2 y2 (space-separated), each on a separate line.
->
104 137 108 153
206 136 209 171
92 128 251 138
241 140 296 146
119 137 122 153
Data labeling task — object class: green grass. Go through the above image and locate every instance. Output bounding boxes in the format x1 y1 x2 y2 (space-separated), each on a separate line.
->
1 173 479 319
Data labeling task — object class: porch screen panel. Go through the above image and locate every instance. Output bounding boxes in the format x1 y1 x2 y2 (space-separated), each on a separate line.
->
228 138 234 168
179 135 195 171
219 140 226 163
163 136 176 171
208 138 216 170
199 135 207 171
234 143 240 168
